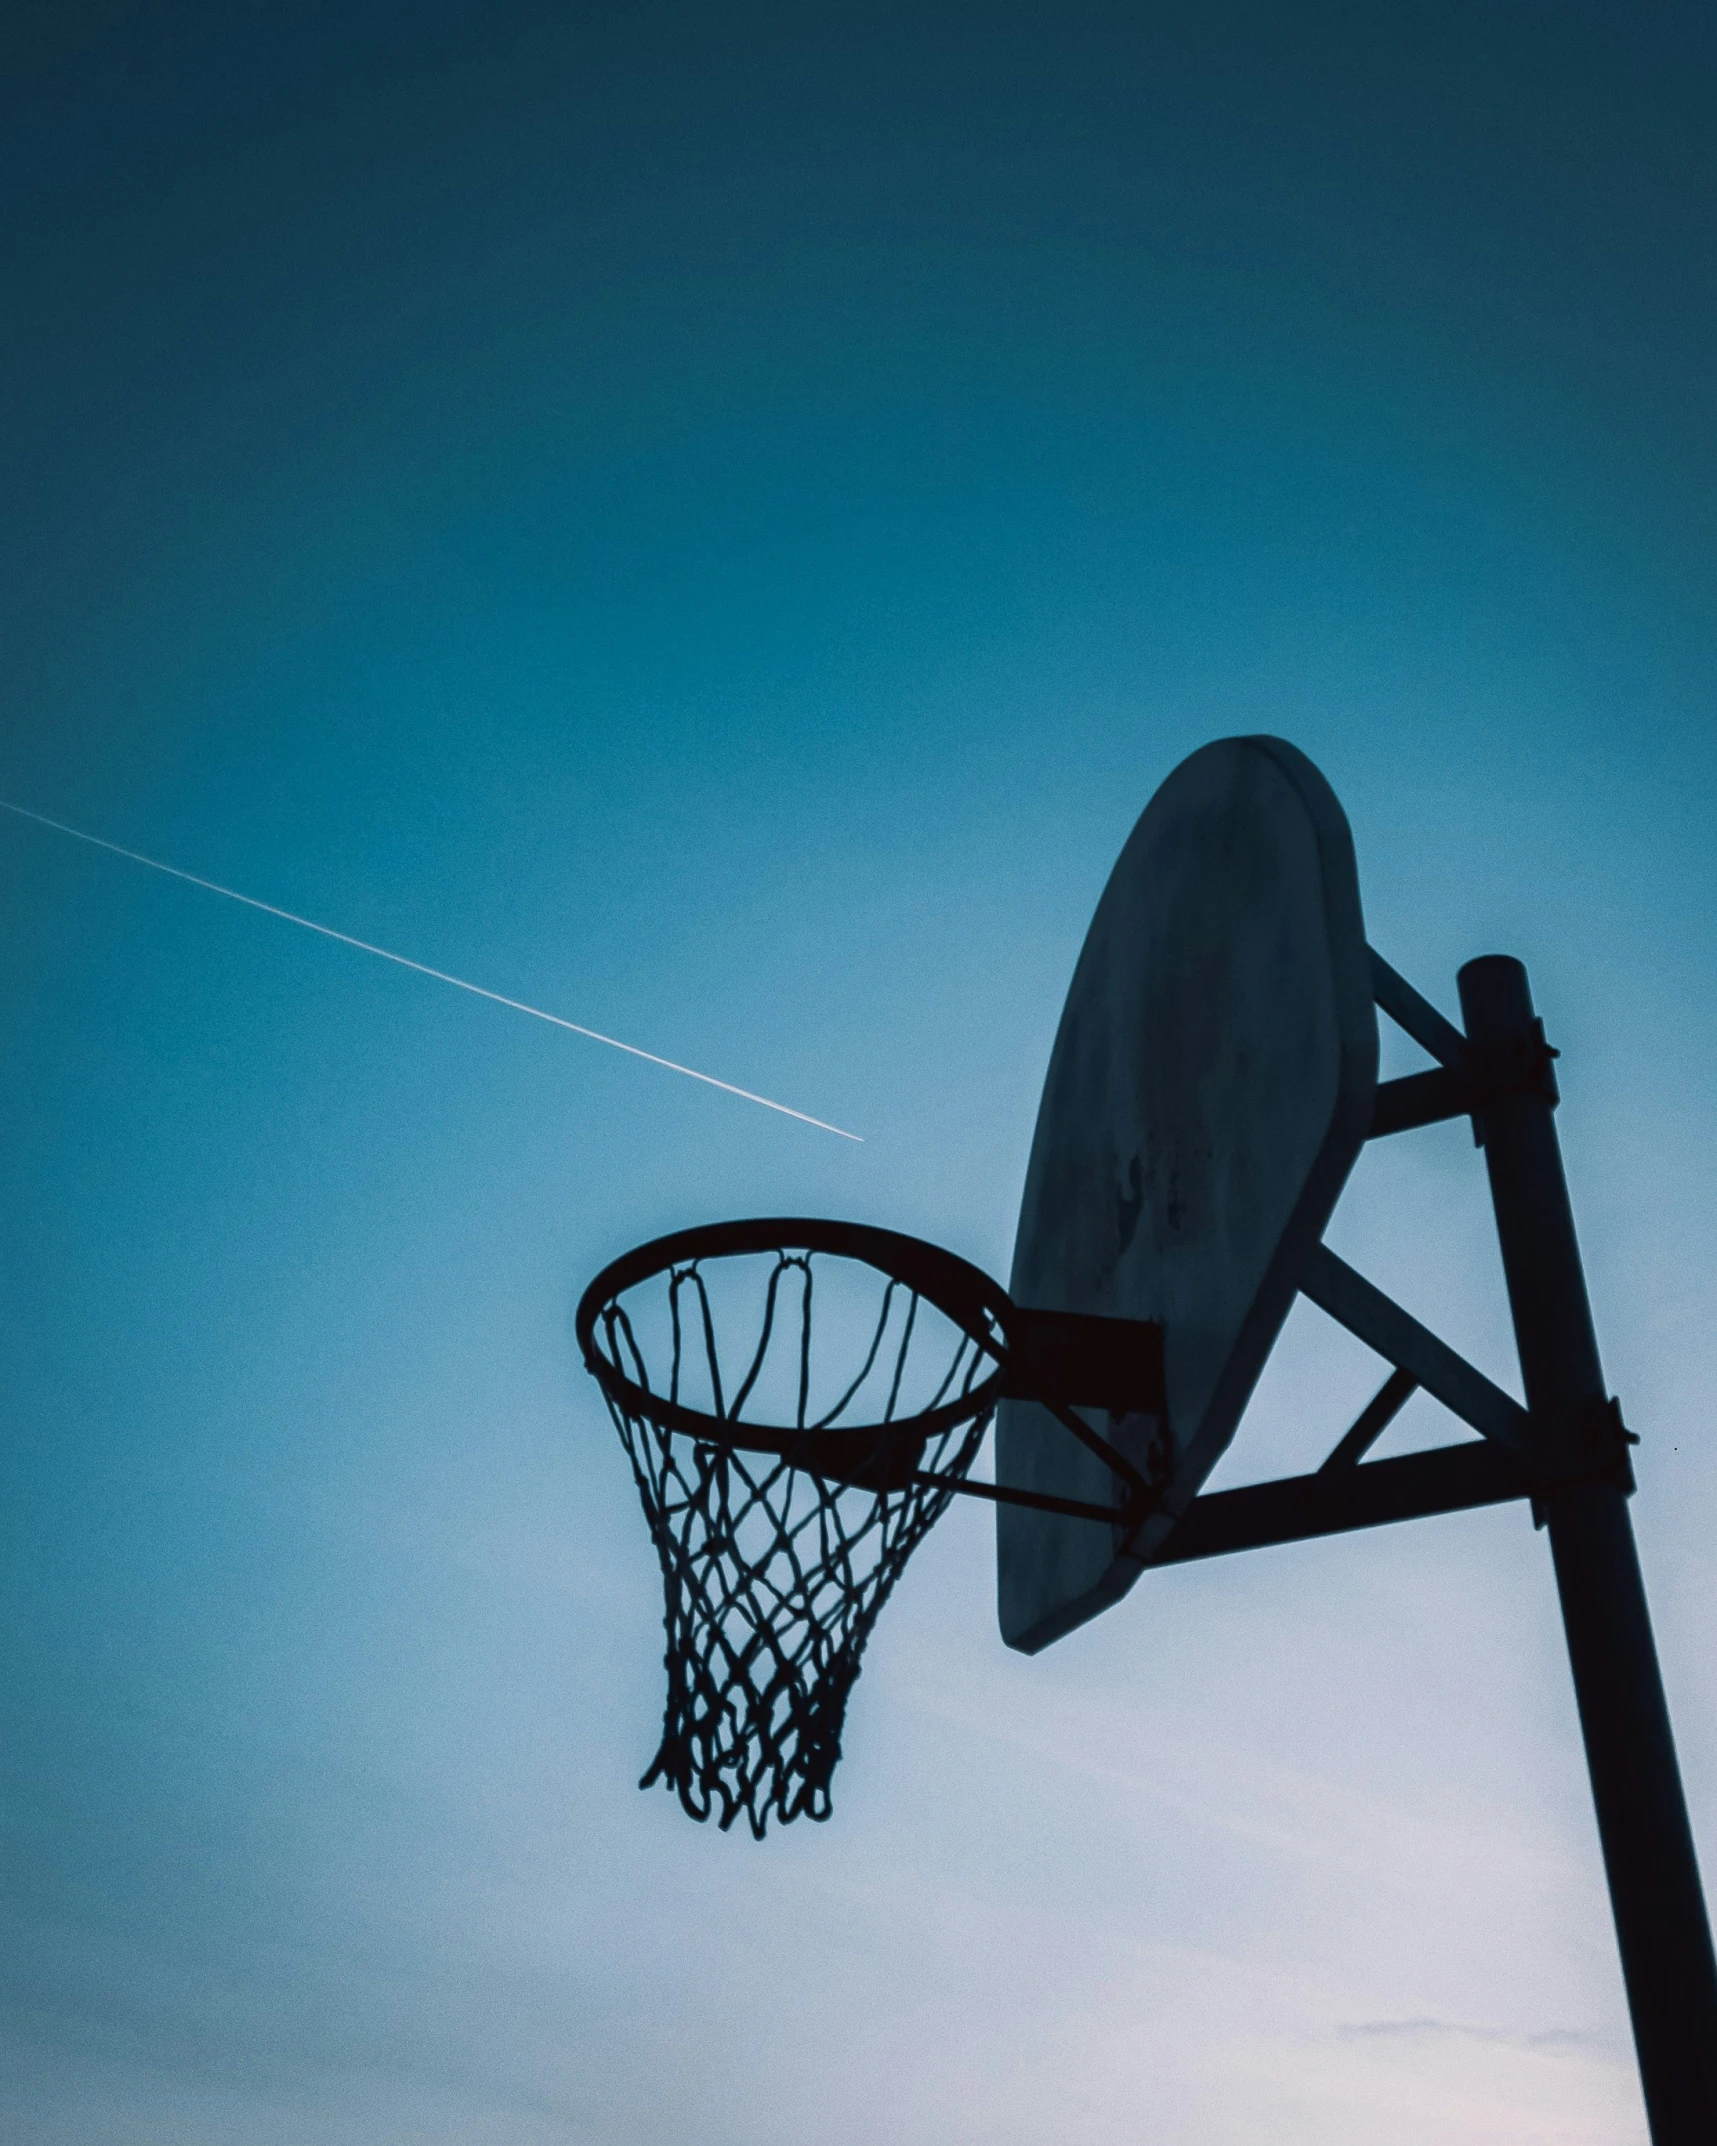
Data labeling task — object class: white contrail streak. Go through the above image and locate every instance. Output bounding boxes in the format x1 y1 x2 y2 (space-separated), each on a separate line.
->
0 798 863 1142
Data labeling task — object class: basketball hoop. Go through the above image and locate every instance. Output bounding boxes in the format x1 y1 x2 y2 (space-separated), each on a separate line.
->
576 1218 1162 1837
570 732 1717 2133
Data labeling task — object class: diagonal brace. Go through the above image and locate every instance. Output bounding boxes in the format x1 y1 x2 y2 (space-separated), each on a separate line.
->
1318 1367 1418 1473
1370 948 1470 1069
1300 1243 1534 1463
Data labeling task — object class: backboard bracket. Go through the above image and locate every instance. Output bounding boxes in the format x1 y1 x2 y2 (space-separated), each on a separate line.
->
1002 1306 1164 1416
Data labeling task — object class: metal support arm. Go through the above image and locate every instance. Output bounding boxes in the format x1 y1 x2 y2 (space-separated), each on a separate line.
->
1369 1066 1470 1138
1144 1440 1532 1567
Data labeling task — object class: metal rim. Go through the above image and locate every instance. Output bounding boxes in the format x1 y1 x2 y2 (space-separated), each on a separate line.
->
575 1216 1012 1458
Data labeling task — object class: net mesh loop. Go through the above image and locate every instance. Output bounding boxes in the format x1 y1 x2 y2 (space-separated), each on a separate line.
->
585 1238 1001 1838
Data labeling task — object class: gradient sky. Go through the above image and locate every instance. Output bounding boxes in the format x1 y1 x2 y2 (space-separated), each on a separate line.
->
4 5 1715 2141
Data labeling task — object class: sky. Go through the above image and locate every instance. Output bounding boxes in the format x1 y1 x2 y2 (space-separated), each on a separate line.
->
2 2 1715 2140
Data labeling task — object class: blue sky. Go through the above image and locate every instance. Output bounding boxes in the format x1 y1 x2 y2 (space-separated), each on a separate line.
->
3 4 1714 2139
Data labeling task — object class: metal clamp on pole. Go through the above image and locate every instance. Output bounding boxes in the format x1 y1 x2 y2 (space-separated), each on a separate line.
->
1463 1017 1561 1139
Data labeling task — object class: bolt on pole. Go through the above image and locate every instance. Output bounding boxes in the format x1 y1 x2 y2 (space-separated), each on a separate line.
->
1458 955 1717 2145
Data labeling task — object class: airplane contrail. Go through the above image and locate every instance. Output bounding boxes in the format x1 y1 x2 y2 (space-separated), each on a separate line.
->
0 798 863 1142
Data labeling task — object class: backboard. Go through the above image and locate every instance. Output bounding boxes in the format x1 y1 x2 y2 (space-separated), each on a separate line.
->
996 737 1378 1652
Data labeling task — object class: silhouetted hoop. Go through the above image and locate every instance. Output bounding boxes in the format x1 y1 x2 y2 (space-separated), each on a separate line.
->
576 1216 1011 1489
576 1217 1010 1836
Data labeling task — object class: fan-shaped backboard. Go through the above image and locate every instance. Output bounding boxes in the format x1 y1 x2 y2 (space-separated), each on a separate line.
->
997 737 1377 1652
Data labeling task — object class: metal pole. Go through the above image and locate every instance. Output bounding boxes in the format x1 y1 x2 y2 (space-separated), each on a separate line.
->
1458 955 1717 2143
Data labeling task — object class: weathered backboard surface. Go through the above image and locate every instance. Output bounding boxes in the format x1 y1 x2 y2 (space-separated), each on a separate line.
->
997 737 1377 1653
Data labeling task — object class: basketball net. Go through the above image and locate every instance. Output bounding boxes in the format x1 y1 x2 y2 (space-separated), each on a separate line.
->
590 1249 994 1838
